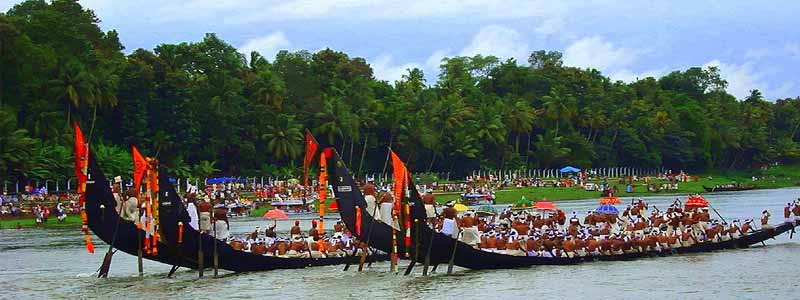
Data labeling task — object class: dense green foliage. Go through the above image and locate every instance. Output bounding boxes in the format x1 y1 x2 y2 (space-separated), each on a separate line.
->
2 1 800 184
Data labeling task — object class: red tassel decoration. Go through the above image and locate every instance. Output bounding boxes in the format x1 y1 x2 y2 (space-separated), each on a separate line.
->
177 222 184 244
355 206 362 236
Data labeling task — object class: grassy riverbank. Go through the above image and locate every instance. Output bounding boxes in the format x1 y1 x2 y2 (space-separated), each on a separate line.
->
435 165 800 204
0 215 82 229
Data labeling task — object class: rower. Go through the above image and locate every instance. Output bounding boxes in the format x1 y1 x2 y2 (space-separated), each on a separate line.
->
728 219 741 239
122 189 139 223
761 210 773 230
212 209 230 240
441 201 458 238
422 190 437 221
784 203 793 224
198 196 213 233
741 219 753 234
334 220 344 233
378 191 395 227
362 180 379 217
309 220 320 240
793 200 800 223
290 220 302 240
459 211 480 246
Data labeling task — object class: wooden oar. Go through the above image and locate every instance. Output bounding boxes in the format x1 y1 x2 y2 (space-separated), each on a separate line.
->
422 219 438 276
708 204 727 224
137 225 144 277
403 219 421 276
213 221 219 277
355 204 379 272
167 265 179 278
446 227 461 275
198 230 204 278
98 203 124 278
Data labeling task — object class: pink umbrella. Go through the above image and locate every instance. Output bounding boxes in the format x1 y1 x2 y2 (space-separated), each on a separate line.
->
262 208 288 220
534 201 557 211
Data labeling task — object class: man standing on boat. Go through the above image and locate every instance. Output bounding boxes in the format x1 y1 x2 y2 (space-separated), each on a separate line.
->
792 200 800 223
379 191 396 228
362 180 379 217
198 195 213 233
290 220 302 241
761 210 773 230
422 190 437 221
459 210 480 246
441 201 459 238
122 189 139 223
185 193 199 230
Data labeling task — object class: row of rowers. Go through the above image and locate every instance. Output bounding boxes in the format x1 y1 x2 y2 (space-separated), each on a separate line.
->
226 220 371 258
428 199 800 258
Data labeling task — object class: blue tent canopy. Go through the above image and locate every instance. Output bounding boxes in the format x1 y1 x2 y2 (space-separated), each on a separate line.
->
560 166 581 173
595 204 619 215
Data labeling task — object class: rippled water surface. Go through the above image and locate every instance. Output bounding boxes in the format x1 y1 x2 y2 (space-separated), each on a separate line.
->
2 188 800 300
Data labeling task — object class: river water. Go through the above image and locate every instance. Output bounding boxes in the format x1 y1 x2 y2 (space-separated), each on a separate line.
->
2 188 799 300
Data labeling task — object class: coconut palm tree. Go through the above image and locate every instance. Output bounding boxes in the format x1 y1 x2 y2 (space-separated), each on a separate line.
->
503 97 537 153
0 109 36 178
49 60 96 125
262 114 303 160
534 132 571 168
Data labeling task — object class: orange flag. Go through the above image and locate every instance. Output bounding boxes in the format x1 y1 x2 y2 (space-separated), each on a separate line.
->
390 151 408 209
132 146 148 193
72 122 94 254
303 130 319 187
72 122 88 198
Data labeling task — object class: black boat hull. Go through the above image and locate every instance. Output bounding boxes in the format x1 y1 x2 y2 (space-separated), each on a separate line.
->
86 152 386 274
85 154 193 269
703 185 756 192
329 153 798 270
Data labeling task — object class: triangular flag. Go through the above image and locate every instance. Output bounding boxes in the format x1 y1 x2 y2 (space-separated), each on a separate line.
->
132 146 148 193
72 122 88 195
390 150 408 208
303 130 320 187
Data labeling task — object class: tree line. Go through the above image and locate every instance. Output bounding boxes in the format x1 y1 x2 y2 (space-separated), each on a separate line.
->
2 0 800 184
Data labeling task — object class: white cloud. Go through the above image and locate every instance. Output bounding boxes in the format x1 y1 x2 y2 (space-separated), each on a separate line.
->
238 31 291 60
154 0 563 24
563 36 637 71
371 55 421 83
703 59 795 99
786 43 800 59
459 25 529 62
562 36 663 83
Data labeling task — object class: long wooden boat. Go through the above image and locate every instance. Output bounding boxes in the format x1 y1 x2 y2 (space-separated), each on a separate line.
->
84 154 195 269
85 152 386 274
329 151 798 270
703 185 756 192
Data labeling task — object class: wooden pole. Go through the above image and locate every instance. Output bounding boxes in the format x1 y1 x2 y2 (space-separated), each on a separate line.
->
403 218 421 276
213 219 219 277
137 232 144 277
198 230 204 278
446 228 460 275
354 203 379 272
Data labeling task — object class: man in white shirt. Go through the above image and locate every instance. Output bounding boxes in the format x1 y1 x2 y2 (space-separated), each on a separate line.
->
185 193 199 230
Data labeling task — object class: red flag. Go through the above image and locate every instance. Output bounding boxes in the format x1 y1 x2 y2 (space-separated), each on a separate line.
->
132 146 148 193
303 130 319 187
72 122 94 253
390 151 408 210
72 122 88 196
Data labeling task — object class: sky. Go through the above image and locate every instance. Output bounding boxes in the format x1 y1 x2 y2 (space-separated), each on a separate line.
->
2 0 800 100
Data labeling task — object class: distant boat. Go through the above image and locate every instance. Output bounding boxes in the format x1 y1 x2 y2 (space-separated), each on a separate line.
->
270 197 313 214
703 185 756 192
